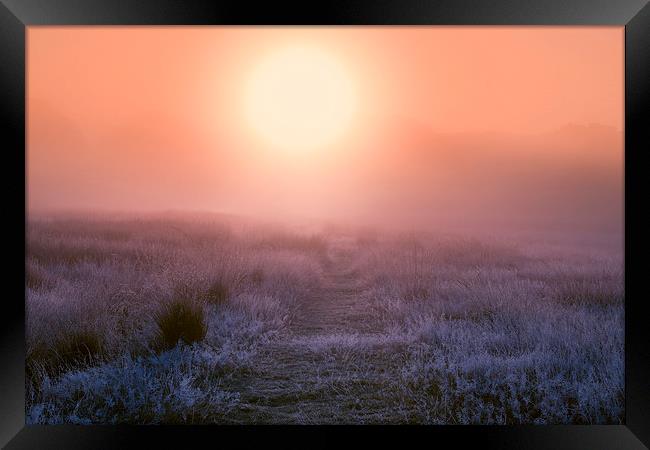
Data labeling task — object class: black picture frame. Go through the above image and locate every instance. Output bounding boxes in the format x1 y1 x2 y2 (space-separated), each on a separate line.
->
2 0 648 448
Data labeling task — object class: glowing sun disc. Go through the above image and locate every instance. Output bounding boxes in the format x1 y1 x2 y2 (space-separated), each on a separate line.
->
244 46 357 152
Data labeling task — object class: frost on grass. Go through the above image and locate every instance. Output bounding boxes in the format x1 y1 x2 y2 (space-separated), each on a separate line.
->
28 345 241 424
26 216 623 424
357 232 624 424
26 216 321 424
393 306 624 424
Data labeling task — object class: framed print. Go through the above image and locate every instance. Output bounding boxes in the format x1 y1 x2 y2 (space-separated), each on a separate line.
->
1 0 649 448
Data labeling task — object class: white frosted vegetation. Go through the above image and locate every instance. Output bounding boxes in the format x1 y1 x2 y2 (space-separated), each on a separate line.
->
358 234 623 423
26 217 623 424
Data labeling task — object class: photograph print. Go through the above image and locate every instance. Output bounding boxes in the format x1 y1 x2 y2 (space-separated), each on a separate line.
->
26 26 624 424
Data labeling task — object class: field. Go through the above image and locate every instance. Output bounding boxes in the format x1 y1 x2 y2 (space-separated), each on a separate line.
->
25 214 624 424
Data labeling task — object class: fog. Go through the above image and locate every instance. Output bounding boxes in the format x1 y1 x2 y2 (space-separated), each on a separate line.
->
27 27 623 235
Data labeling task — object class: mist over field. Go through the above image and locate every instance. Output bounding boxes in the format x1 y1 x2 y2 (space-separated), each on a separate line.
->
28 103 623 234
26 27 624 424
26 213 623 424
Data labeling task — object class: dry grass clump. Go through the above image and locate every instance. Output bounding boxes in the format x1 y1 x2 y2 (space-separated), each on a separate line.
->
153 299 207 352
27 329 106 384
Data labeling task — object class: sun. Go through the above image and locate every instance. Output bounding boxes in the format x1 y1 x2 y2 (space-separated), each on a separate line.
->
244 46 357 152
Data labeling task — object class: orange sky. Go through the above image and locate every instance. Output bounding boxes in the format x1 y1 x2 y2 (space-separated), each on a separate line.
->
27 27 623 231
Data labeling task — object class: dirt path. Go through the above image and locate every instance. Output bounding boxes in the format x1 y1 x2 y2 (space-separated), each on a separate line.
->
224 236 404 423
292 235 375 335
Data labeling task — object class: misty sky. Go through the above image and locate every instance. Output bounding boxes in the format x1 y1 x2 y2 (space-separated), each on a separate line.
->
27 27 623 231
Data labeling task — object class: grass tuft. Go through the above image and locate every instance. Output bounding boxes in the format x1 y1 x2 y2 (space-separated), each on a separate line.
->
153 299 207 352
27 330 106 383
